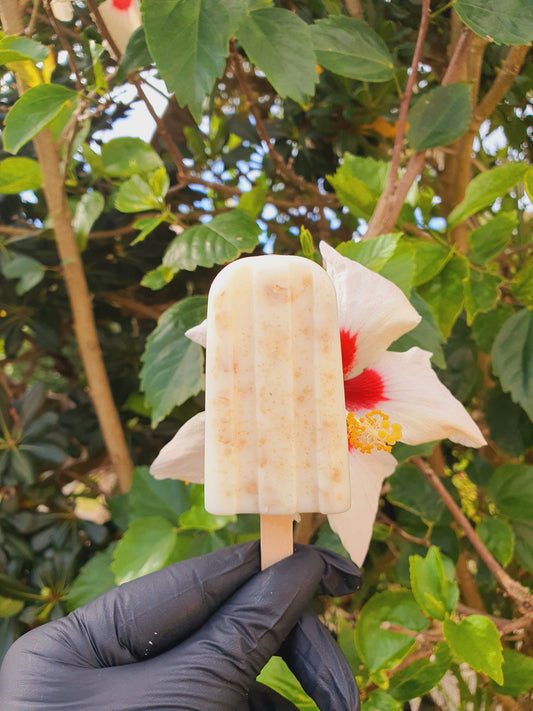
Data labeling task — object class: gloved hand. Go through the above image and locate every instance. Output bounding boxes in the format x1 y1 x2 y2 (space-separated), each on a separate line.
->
0 542 361 710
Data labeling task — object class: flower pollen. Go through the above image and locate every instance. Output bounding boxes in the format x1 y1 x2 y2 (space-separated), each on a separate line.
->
346 409 402 454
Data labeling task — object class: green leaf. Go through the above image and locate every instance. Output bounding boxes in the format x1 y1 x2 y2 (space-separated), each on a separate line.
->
72 191 105 251
488 464 533 521
455 0 533 45
163 210 260 272
362 690 401 711
512 520 533 572
0 35 49 63
389 292 445 369
140 296 207 427
142 0 245 121
132 215 168 245
141 265 175 290
65 545 117 610
483 385 533 457
328 154 388 220
418 256 468 337
463 269 501 324
101 137 163 177
355 590 429 674
409 547 459 621
3 84 78 154
492 309 533 419
378 240 416 296
128 466 191 524
178 505 235 531
0 157 42 193
476 517 514 567
510 257 533 307
407 84 472 151
471 304 513 354
490 649 533 696
337 234 401 272
467 211 517 264
311 17 394 82
388 642 451 702
239 184 267 218
443 615 503 685
410 241 451 287
116 25 153 83
236 7 317 105
448 162 529 228
115 174 164 213
2 254 45 294
0 596 24 618
257 657 318 710
387 464 445 524
111 516 178 585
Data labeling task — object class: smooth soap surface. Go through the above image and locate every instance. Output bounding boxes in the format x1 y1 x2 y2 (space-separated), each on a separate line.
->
204 255 350 516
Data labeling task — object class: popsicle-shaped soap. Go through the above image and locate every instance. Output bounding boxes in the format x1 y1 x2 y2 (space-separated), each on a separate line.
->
204 255 350 568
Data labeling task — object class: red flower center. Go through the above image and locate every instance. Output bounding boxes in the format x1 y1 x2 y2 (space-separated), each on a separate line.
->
344 368 386 411
340 329 357 377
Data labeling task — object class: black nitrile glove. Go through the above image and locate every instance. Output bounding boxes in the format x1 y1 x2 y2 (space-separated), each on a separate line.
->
0 542 361 710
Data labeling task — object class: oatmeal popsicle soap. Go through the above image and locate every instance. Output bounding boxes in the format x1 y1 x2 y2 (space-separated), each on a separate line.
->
204 255 350 568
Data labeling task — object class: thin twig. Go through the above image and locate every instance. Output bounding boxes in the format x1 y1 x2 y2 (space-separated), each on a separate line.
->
42 0 83 90
26 0 41 36
413 457 533 613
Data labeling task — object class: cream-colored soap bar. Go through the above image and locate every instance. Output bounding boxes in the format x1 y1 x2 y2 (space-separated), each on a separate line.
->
204 255 350 517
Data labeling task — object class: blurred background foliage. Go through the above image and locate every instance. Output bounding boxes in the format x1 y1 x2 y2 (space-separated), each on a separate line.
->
0 0 532 707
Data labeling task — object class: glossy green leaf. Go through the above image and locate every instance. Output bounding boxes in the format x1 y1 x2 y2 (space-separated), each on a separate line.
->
3 84 78 154
111 516 178 584
512 520 533 572
0 35 49 63
239 184 268 218
236 7 317 105
471 304 513 354
488 464 533 521
463 269 501 324
490 649 533 696
66 544 117 610
455 0 533 45
476 517 514 567
0 157 42 194
483 385 533 457
101 137 163 177
388 642 451 702
410 241 450 287
467 211 517 264
140 265 175 290
72 191 105 251
379 240 416 296
128 466 191 524
362 690 401 711
409 547 459 620
2 254 45 295
257 657 318 710
142 0 245 121
140 296 207 427
311 16 394 82
510 258 533 307
163 210 260 271
355 590 429 673
328 154 388 220
443 615 503 685
387 464 445 524
116 25 153 83
132 215 168 245
389 292 445 369
115 174 165 213
448 162 528 228
418 256 468 338
492 309 533 419
178 505 235 531
407 84 472 151
337 233 401 272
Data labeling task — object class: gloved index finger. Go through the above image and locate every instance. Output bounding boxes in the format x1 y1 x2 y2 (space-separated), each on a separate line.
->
47 540 261 668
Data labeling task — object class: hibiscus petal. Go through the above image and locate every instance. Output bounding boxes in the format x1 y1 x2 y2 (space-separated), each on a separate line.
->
319 241 421 377
185 319 207 347
150 412 206 483
328 450 397 565
353 348 486 448
98 0 141 55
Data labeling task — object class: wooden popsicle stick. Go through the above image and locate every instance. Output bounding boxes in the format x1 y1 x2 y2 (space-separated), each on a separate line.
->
260 514 294 570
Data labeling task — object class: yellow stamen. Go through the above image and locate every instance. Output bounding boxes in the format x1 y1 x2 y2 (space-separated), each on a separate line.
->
346 409 402 454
